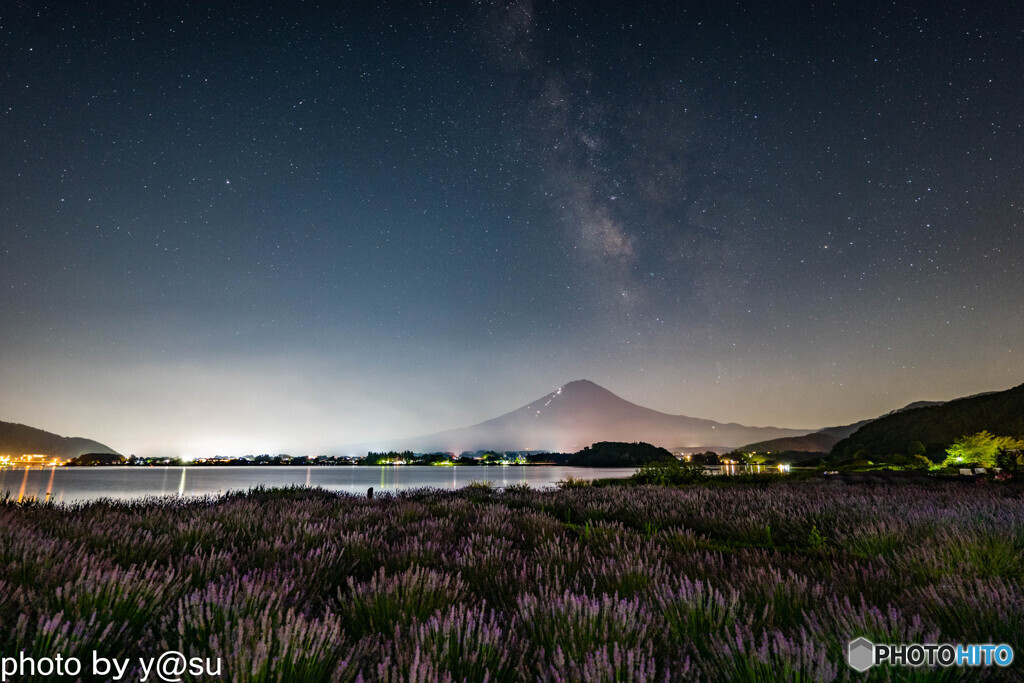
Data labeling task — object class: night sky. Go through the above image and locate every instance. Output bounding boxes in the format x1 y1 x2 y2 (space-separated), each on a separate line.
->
2 1 1022 457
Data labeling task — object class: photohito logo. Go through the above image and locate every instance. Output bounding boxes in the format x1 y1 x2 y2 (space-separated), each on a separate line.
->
848 637 1014 671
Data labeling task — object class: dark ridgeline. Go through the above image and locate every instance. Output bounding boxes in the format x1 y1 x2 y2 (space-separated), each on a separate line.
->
0 420 118 461
832 383 1024 458
737 401 946 454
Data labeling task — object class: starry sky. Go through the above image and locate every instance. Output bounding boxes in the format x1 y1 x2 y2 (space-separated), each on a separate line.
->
2 0 1022 457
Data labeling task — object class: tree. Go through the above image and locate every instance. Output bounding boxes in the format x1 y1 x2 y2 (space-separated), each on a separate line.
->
942 432 1024 468
690 451 720 466
908 441 926 457
995 448 1021 473
909 454 933 471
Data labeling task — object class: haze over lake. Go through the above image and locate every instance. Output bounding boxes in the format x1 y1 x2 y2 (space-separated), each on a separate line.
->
0 466 637 504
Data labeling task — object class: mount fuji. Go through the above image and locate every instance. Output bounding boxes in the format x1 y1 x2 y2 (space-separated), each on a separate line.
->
354 380 812 454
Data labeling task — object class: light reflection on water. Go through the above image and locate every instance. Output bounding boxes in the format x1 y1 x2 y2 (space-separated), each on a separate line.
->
0 465 638 504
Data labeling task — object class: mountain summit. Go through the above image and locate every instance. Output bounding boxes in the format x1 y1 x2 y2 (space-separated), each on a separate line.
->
359 380 811 453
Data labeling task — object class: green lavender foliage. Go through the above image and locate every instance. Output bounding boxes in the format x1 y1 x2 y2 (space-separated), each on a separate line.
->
0 480 1021 681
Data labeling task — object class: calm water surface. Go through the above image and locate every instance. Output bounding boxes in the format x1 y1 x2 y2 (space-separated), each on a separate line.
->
0 465 637 504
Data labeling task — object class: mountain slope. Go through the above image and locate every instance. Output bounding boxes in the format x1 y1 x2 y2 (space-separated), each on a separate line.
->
737 430 858 455
0 421 119 461
830 383 1024 457
737 400 946 453
360 380 811 453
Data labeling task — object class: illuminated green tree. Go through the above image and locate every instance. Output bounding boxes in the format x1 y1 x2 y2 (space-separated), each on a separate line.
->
909 454 933 470
942 432 1024 468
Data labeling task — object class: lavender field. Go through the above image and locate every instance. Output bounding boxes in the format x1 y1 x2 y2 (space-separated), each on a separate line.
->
2 479 1022 681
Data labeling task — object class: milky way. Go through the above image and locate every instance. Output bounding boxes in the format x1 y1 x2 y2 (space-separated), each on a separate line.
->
1 1 1021 456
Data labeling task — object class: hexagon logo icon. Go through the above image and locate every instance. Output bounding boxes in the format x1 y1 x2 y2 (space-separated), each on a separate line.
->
848 637 875 672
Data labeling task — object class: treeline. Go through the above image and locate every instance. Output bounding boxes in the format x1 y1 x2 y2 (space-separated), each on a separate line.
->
68 455 359 467
359 444 681 468
360 451 542 466
361 451 456 465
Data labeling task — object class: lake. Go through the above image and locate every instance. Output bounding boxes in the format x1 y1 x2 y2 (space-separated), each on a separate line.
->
0 465 638 504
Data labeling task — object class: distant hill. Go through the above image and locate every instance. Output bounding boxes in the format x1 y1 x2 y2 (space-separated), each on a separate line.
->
738 430 856 455
567 441 676 467
351 380 812 453
0 421 118 461
831 383 1024 457
66 452 126 466
738 400 945 454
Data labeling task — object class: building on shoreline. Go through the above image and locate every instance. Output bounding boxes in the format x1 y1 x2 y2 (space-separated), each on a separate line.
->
0 454 61 468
